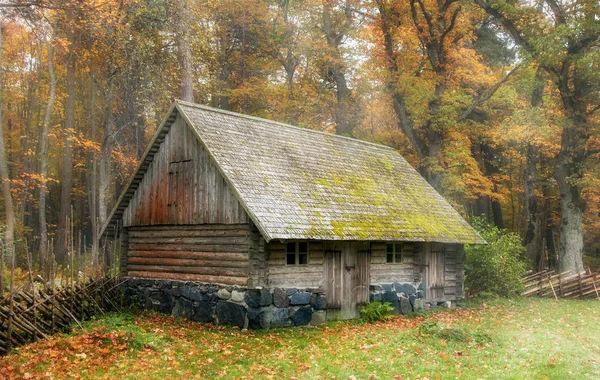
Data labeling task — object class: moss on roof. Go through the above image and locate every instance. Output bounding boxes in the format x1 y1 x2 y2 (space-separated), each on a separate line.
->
174 101 483 244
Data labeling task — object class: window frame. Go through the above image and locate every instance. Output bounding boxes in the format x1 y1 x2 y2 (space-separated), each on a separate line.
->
386 242 404 264
286 241 309 266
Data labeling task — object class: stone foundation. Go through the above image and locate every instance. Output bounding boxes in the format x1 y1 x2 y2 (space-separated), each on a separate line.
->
369 282 450 313
125 278 328 329
125 279 451 328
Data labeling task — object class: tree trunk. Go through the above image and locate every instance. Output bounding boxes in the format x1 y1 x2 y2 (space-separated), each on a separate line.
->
38 29 57 278
524 68 545 270
89 67 99 269
323 1 353 136
98 77 115 230
555 139 585 274
55 48 76 265
0 23 16 269
524 144 543 270
174 0 194 102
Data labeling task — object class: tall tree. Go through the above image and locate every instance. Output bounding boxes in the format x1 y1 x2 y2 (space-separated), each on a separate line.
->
0 21 17 268
38 24 57 275
174 0 194 102
54 12 77 264
477 0 600 273
375 0 468 190
321 0 356 136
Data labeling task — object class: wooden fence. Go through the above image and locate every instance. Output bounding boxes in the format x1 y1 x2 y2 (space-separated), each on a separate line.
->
522 269 600 300
0 276 124 355
0 214 125 355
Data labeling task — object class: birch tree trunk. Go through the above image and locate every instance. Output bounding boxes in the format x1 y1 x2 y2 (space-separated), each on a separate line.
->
0 22 16 270
55 43 76 265
38 28 57 278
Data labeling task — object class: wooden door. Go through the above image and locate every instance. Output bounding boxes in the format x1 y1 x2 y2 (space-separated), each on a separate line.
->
325 242 370 319
423 243 445 301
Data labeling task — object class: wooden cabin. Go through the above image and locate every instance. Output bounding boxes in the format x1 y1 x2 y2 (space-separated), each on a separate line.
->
103 100 484 325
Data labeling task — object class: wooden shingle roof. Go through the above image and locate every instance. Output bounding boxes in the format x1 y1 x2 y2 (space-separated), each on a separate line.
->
104 100 484 244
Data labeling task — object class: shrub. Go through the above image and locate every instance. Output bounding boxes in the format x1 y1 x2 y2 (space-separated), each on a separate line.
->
359 301 395 323
464 217 528 297
418 321 440 336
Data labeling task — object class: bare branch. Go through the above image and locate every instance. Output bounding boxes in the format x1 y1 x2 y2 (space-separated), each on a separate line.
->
544 0 567 25
458 63 523 122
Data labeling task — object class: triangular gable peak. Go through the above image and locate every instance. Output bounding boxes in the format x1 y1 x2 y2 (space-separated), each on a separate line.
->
104 100 484 244
102 104 254 237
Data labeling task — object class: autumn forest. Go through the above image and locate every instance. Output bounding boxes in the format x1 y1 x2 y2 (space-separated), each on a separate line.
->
0 0 599 280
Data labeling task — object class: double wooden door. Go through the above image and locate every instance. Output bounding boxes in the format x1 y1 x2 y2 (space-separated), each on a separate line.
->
324 242 370 319
423 243 445 300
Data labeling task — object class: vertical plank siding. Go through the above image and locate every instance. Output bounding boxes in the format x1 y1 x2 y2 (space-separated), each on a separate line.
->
122 115 249 227
443 244 464 298
248 222 267 287
126 225 250 286
265 241 325 288
323 242 370 319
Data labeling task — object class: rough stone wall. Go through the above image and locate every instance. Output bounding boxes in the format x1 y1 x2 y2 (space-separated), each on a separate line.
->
125 278 328 329
369 282 449 313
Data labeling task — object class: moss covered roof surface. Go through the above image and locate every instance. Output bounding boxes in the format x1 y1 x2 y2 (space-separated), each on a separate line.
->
174 101 483 244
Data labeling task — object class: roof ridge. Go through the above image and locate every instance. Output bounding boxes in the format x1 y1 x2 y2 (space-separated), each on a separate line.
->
175 99 397 152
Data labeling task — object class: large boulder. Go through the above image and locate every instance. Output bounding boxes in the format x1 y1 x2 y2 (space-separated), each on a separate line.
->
262 308 292 328
216 302 246 328
259 289 273 306
291 306 312 326
159 288 174 313
394 283 417 296
172 297 194 319
313 295 327 310
310 310 327 326
180 285 204 301
399 295 412 315
245 289 262 308
290 292 311 305
273 288 290 308
192 301 214 323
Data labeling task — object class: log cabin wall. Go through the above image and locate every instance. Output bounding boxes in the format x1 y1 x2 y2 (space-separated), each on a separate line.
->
265 241 325 288
443 244 464 298
126 224 251 285
369 242 422 284
122 115 249 227
248 222 267 287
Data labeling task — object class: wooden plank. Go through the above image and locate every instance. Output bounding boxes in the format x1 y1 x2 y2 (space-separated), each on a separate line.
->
121 114 250 227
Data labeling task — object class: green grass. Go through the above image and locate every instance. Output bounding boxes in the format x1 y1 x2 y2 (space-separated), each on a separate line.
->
2 298 599 379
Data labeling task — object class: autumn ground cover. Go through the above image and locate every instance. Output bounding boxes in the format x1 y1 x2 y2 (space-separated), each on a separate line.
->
1 298 599 380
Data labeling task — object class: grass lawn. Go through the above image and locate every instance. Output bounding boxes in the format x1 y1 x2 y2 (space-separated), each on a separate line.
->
1 298 599 379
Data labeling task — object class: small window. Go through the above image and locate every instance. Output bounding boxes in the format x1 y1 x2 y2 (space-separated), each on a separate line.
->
286 241 309 265
386 243 403 264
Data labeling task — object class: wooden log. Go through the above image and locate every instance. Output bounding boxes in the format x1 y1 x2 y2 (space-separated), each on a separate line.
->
128 250 248 261
128 236 250 245
128 271 248 285
128 243 248 252
127 257 249 268
127 264 247 277
128 229 249 238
